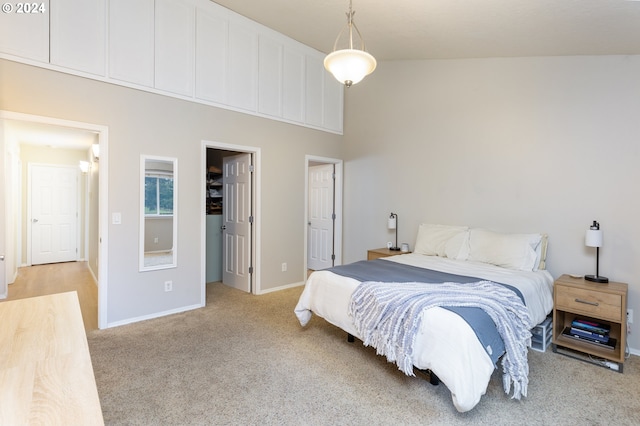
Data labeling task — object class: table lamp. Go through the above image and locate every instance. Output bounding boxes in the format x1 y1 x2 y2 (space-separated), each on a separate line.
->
388 213 400 251
585 220 608 283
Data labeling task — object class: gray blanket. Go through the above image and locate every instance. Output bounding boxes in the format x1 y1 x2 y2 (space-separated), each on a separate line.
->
348 280 532 400
327 259 525 363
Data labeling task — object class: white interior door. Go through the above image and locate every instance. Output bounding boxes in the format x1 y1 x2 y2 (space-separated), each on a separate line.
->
307 164 335 270
222 153 252 292
31 165 78 265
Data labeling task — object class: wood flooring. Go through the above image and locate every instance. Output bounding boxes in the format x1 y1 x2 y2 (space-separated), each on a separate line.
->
0 262 98 332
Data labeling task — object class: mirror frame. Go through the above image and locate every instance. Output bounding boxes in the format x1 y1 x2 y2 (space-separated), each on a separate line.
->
139 155 178 271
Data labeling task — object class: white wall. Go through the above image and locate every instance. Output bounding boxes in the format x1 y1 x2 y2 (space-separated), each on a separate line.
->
343 55 640 352
0 58 343 326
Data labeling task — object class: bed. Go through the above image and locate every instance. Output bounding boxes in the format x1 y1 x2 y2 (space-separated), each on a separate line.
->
294 224 554 412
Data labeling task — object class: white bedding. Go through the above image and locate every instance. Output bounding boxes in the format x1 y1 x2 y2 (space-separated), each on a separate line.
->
294 253 554 412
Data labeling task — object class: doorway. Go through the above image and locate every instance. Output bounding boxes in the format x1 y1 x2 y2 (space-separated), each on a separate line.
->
305 156 343 271
202 141 261 298
0 110 108 329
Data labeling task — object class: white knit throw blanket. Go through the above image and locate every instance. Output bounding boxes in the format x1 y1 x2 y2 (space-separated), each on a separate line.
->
348 280 532 400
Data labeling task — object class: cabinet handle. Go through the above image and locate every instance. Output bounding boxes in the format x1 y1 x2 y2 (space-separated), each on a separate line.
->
575 298 599 307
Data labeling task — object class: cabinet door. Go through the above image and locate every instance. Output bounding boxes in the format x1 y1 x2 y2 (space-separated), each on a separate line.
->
155 0 195 96
228 21 258 112
323 73 344 133
0 0 49 62
195 7 228 104
305 54 324 128
282 47 305 123
258 36 283 117
50 0 106 75
109 0 154 87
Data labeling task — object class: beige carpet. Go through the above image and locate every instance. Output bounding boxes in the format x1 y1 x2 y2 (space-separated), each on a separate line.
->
88 283 640 425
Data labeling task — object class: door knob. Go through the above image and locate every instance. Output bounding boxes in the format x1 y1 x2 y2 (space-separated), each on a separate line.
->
221 225 226 230
0 255 4 261
32 218 38 223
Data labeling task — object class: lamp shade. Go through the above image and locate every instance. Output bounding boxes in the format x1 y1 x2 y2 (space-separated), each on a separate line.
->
324 49 376 87
388 215 397 230
79 161 90 173
92 143 100 159
585 229 603 248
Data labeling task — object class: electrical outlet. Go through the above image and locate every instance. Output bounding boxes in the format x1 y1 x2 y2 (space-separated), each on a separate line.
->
164 280 173 292
281 263 287 272
628 309 634 324
154 237 159 243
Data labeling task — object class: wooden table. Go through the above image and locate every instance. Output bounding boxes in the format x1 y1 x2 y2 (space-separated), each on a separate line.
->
0 291 104 424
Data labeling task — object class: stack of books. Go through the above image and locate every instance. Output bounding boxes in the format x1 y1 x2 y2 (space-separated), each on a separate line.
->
562 318 616 350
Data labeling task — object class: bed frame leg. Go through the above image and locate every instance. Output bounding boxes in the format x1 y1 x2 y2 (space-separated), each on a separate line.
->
416 368 440 386
428 370 440 386
347 333 355 343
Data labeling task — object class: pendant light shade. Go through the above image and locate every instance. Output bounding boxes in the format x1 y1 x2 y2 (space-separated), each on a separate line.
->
324 49 376 87
324 0 376 87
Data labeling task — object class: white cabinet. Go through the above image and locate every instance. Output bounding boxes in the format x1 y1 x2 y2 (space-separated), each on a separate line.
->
109 0 154 87
323 73 344 133
227 21 258 112
195 8 228 104
305 55 324 128
282 47 306 123
0 0 344 134
305 52 344 132
0 0 49 62
50 0 106 75
258 36 284 118
155 0 195 97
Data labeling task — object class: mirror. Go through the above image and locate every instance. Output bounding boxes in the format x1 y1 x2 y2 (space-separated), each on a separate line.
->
140 156 177 271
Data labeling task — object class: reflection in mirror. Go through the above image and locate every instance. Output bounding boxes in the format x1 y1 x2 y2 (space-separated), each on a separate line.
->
140 156 177 271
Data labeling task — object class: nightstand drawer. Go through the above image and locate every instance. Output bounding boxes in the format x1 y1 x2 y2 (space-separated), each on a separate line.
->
555 285 622 322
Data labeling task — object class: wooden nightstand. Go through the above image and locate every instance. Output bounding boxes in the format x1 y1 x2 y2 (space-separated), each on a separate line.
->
552 274 627 372
367 248 411 260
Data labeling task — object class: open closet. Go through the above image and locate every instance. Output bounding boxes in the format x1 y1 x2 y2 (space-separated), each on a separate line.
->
205 148 248 284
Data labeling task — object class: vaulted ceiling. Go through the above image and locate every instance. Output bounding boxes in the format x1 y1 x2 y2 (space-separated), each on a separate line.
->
212 0 640 61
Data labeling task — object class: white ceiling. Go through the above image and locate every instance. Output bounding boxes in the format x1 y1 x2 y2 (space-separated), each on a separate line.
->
211 0 640 61
5 120 97 150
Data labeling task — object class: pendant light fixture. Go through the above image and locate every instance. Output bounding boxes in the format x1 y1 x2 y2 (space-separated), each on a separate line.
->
324 0 376 88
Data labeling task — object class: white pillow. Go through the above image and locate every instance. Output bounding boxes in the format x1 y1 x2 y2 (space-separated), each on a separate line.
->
468 229 543 271
536 234 548 271
414 224 469 258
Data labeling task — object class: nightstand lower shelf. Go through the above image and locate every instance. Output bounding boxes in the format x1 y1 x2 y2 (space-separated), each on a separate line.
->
552 343 623 373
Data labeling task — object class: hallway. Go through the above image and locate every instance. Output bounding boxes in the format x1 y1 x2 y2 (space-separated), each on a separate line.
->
1 262 98 332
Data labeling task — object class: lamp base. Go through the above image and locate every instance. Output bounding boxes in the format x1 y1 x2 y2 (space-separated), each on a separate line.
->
389 247 401 251
585 274 609 283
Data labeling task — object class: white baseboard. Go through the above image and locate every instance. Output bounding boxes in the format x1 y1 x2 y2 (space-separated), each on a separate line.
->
257 281 304 295
105 303 203 329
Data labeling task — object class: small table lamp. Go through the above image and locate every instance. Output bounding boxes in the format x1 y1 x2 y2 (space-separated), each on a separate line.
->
585 220 608 283
388 213 400 251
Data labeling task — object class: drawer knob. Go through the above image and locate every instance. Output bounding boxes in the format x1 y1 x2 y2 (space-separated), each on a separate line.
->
575 298 599 307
